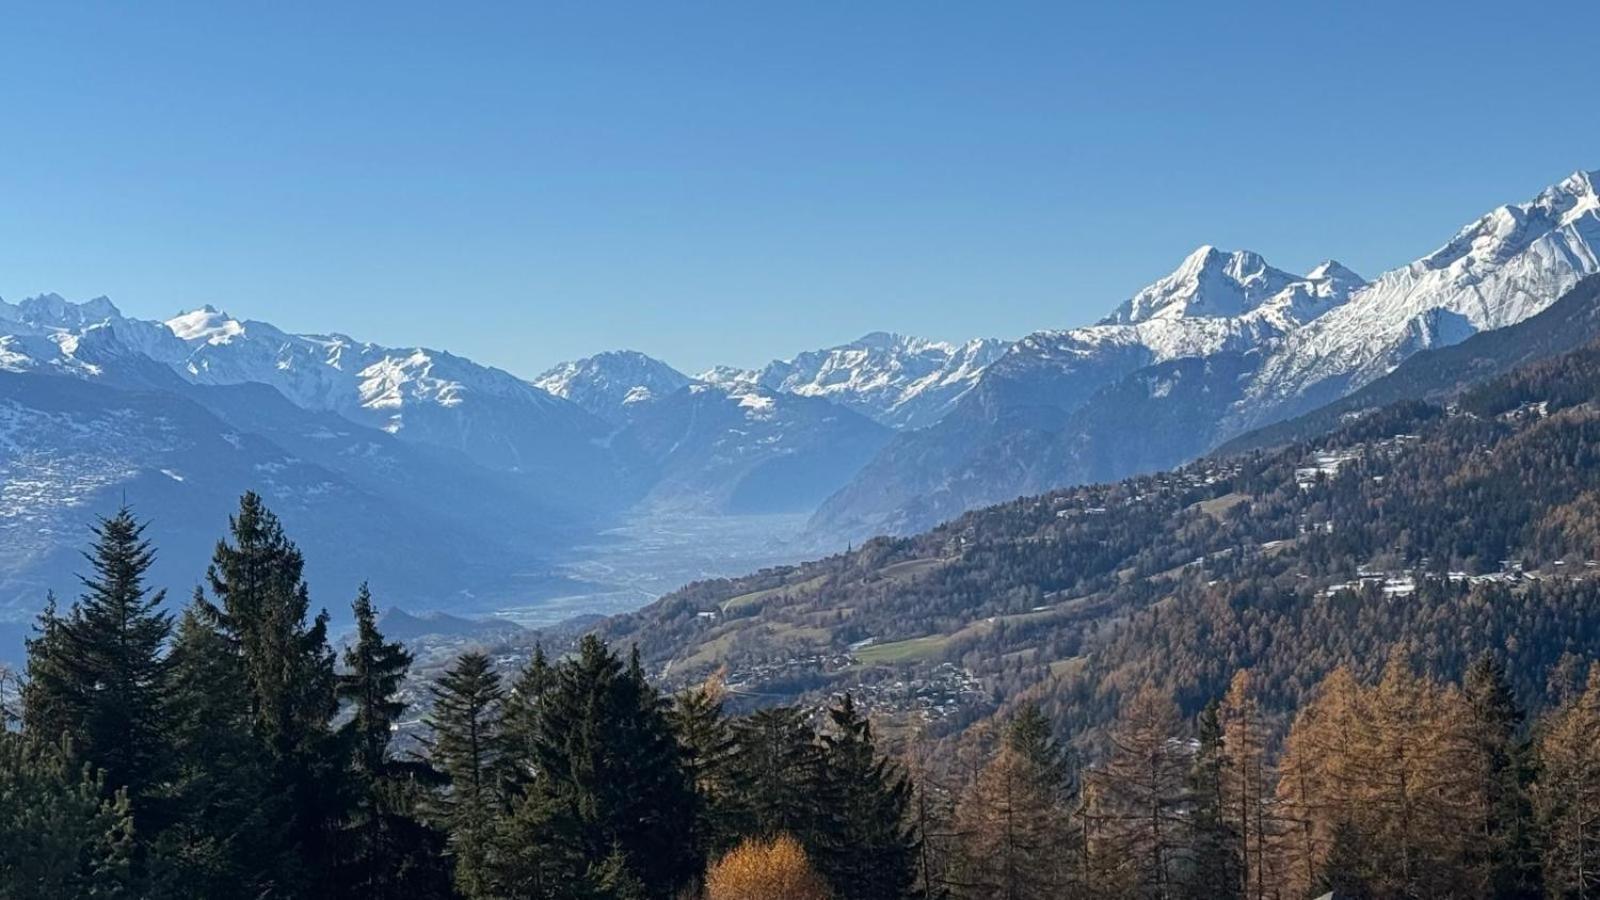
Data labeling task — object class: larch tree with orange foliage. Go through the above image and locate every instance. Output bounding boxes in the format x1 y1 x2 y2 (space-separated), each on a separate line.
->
705 834 831 900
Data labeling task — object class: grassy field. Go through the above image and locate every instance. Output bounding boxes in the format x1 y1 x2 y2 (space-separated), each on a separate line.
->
720 574 828 612
854 634 952 664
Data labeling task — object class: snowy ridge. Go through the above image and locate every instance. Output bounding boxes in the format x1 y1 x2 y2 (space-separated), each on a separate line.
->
1236 169 1600 427
996 247 1366 382
703 332 1009 430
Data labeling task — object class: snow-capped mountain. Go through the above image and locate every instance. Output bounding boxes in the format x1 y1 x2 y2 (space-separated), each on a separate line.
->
1232 168 1600 428
533 350 691 424
157 307 618 486
0 368 563 628
702 332 1009 430
813 169 1600 540
1 299 631 512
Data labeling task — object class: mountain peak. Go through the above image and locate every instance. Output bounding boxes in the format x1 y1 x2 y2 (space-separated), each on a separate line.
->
533 349 689 422
1 292 124 329
1103 246 1300 325
166 306 245 344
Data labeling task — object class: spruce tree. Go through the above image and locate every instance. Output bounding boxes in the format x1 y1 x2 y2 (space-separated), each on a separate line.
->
671 671 742 858
731 705 830 846
336 583 450 899
202 492 344 894
156 593 276 899
1462 652 1541 899
523 636 700 898
426 650 508 898
815 693 919 900
1005 702 1071 798
1186 699 1240 900
19 509 173 835
501 643 554 785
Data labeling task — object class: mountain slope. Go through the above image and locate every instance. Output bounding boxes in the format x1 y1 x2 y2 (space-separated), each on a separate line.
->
1218 273 1600 454
1232 169 1600 429
0 370 550 624
600 333 1600 740
617 383 893 514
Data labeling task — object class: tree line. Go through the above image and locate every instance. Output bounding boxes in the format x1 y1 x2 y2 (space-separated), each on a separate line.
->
0 495 916 899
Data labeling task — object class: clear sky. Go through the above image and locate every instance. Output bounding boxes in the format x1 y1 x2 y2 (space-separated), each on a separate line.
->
2 1 1596 376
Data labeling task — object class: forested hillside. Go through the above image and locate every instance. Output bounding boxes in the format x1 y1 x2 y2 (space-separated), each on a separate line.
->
601 324 1600 747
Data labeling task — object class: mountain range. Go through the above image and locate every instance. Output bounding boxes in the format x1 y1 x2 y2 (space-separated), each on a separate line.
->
811 169 1600 539
2 167 1597 635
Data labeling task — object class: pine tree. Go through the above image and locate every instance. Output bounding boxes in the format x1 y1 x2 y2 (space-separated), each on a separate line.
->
816 693 919 900
671 670 742 859
1186 699 1240 900
1462 651 1541 899
522 636 700 899
426 650 507 899
0 731 137 899
336 583 450 899
202 492 344 894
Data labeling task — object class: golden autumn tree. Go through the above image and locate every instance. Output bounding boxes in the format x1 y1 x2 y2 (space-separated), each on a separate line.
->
1086 683 1189 900
1535 663 1600 898
1220 669 1271 900
705 834 830 900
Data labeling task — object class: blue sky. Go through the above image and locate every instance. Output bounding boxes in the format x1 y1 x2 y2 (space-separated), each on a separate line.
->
2 1 1596 375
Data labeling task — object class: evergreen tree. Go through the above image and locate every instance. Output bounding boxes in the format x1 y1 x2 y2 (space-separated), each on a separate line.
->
730 705 830 847
0 731 137 899
336 583 450 899
426 650 507 899
16 508 174 887
202 492 344 894
523 636 700 899
1005 702 1072 798
68 509 173 791
1186 699 1240 900
1462 651 1541 899
671 671 742 858
20 592 70 744
816 693 919 900
156 594 275 899
501 643 554 784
